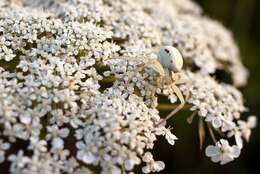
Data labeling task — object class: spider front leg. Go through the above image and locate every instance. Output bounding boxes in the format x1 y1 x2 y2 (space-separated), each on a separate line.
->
176 81 190 101
157 83 186 126
171 71 190 100
158 72 190 125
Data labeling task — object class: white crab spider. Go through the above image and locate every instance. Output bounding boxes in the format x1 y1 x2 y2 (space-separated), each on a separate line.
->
156 46 188 125
158 46 183 73
111 46 189 125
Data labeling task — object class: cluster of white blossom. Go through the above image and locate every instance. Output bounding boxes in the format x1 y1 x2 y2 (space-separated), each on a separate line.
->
0 0 257 173
75 90 177 173
185 71 256 150
205 139 241 165
187 72 245 129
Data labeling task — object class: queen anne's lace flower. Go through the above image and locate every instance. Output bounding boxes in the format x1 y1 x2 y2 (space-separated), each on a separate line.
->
205 139 241 165
142 152 165 174
186 71 246 131
74 91 175 173
0 139 10 163
0 0 256 173
238 116 257 141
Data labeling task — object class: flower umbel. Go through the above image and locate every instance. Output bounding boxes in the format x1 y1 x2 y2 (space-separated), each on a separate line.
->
0 0 257 173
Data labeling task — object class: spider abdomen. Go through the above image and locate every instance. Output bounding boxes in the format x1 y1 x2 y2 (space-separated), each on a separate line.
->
158 46 183 72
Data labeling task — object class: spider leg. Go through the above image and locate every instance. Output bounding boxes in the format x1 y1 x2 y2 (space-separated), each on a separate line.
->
171 71 190 100
148 60 165 77
157 83 185 126
184 80 190 101
112 56 146 64
173 79 188 85
175 78 190 101
110 55 166 77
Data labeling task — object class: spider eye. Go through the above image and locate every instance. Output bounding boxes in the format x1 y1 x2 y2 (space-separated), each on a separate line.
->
164 48 170 54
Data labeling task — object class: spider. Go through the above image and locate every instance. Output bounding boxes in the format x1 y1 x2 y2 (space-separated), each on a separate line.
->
110 46 190 125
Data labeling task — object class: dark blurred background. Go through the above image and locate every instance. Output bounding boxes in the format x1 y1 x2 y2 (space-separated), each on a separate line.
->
154 0 260 173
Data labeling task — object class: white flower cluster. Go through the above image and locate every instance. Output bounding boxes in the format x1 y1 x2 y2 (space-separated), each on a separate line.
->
142 152 165 173
75 90 176 173
205 139 241 165
0 0 257 173
184 71 256 164
187 71 246 131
